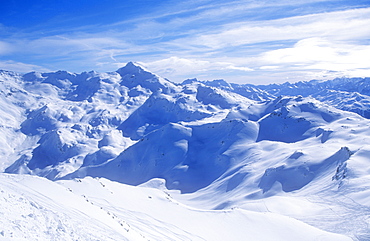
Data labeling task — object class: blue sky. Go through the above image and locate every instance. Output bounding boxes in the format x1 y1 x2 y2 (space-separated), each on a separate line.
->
1 0 370 84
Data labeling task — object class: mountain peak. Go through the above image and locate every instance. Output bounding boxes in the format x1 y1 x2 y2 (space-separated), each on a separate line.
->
115 62 178 94
204 79 232 88
116 62 148 76
181 78 200 85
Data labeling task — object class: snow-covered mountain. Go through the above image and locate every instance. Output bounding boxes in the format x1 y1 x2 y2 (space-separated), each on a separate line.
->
207 77 370 118
1 63 369 240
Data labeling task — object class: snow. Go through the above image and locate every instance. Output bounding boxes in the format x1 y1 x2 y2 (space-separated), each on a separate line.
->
0 174 351 240
254 77 370 119
1 62 370 240
0 174 145 241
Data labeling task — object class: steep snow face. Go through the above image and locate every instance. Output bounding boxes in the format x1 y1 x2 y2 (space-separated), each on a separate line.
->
1 64 370 239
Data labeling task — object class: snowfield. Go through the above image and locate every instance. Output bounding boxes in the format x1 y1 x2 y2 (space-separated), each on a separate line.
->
0 174 352 240
0 62 369 240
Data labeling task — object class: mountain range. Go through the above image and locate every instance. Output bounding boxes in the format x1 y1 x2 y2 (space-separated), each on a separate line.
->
0 62 369 240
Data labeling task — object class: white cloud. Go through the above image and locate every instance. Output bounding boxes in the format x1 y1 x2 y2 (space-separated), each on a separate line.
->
261 38 337 64
25 35 131 56
139 57 211 75
138 56 253 81
0 41 13 55
254 37 370 80
0 60 51 73
187 7 370 49
260 66 279 70
0 35 146 72
261 38 370 70
225 65 253 72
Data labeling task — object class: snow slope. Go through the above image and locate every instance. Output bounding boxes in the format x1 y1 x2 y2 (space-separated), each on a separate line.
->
1 63 370 240
0 173 351 241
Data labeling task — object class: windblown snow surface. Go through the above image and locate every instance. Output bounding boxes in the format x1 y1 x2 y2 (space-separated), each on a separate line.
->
1 62 370 240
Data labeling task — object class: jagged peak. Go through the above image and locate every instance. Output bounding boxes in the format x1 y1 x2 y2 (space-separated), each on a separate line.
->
0 69 21 78
204 79 232 89
0 69 17 74
116 61 153 77
181 78 200 85
115 61 180 94
22 71 44 81
41 70 77 81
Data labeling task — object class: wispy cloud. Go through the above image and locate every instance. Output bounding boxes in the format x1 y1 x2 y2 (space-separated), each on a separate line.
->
261 38 370 68
184 7 370 49
137 56 253 81
154 7 370 83
0 60 50 73
0 41 14 55
256 37 370 79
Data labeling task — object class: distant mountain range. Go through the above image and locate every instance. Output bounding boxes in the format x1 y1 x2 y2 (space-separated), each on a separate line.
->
202 76 370 118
